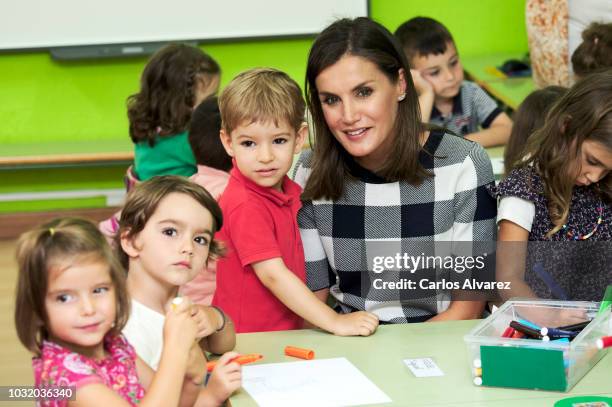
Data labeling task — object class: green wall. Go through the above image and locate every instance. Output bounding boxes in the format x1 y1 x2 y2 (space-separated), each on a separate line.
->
0 0 527 212
0 0 527 146
372 0 528 57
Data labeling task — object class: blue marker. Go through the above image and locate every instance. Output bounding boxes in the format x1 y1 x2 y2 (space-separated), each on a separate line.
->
557 321 591 331
518 318 541 331
540 327 578 338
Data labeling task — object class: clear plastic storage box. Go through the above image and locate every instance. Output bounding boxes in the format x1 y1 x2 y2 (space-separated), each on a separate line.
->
464 299 610 392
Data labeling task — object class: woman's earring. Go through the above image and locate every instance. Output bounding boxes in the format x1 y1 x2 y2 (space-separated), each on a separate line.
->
398 93 406 102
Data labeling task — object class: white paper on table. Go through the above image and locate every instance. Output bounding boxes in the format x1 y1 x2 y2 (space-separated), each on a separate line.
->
403 357 445 377
241 357 391 407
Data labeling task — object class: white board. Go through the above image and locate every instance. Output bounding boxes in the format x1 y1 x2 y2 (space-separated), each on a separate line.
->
0 0 368 50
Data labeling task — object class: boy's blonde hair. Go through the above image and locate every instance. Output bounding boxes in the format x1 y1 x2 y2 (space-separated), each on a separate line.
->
14 217 130 356
219 68 305 134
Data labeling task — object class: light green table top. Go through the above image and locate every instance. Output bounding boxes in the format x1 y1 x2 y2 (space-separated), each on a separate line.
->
479 78 537 112
462 53 536 110
229 320 611 407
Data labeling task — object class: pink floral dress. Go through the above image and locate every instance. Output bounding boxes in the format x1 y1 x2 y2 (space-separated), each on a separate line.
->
33 334 145 406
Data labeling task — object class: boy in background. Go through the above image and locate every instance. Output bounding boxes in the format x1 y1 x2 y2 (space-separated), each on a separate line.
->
214 68 379 335
395 17 512 147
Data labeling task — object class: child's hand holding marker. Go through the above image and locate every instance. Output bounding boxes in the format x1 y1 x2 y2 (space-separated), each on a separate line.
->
204 352 243 406
332 311 379 336
164 296 199 355
170 295 189 310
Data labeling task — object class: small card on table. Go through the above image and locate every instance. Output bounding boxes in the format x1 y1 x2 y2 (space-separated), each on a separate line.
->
403 357 445 377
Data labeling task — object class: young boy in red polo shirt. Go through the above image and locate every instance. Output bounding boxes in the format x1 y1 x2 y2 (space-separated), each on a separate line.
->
213 68 379 335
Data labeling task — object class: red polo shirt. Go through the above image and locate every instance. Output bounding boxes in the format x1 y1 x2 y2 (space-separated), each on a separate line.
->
212 167 305 333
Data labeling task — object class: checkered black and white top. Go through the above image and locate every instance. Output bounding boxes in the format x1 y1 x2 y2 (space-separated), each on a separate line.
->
429 80 503 137
293 130 497 323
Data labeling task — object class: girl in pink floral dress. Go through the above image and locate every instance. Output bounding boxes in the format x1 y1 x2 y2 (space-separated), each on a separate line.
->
14 217 205 407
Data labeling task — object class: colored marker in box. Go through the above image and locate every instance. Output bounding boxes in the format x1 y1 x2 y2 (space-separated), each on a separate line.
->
596 336 612 350
557 320 591 331
510 321 545 340
518 318 541 331
540 327 578 339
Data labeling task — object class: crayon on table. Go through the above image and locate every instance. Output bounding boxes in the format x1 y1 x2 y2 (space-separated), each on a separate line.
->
206 353 263 372
284 346 315 360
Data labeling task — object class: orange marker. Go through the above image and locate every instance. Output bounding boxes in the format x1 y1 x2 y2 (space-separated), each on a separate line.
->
284 345 315 360
206 353 263 372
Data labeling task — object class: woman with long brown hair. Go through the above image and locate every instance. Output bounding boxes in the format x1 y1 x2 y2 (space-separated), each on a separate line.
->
293 17 497 324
